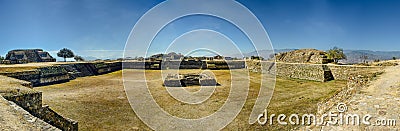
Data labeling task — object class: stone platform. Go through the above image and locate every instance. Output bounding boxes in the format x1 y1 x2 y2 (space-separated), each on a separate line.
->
163 73 218 87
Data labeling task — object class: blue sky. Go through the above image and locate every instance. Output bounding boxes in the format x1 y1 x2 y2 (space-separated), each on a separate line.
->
0 0 399 60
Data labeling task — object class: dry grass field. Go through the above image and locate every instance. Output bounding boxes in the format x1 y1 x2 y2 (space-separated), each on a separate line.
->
34 69 347 130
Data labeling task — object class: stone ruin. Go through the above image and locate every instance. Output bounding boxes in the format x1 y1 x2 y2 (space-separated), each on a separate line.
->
163 73 219 87
1 49 56 64
275 49 333 64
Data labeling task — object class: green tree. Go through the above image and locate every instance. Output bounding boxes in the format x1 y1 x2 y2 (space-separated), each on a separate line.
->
0 55 4 61
57 48 75 62
393 57 397 60
74 55 85 62
326 46 347 63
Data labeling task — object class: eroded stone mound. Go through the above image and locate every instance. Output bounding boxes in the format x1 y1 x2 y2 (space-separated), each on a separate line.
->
275 49 332 64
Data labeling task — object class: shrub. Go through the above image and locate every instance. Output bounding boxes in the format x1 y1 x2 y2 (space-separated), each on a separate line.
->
74 55 85 62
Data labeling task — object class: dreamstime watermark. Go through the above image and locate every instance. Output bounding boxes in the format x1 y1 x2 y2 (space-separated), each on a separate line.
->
123 0 275 130
257 103 397 127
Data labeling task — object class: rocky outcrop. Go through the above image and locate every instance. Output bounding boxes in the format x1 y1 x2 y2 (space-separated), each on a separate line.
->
275 49 332 64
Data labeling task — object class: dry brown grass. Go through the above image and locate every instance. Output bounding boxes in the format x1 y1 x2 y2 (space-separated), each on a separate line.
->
0 67 38 73
35 70 346 130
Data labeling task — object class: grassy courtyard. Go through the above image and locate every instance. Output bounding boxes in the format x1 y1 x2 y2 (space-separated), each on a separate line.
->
34 70 346 130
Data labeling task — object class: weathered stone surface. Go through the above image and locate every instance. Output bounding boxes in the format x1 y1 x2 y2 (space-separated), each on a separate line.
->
257 61 383 82
316 74 371 115
327 65 384 80
0 75 77 130
0 62 123 87
164 74 218 87
1 49 56 64
261 62 334 82
307 62 400 130
275 49 332 64
123 60 245 70
0 95 59 131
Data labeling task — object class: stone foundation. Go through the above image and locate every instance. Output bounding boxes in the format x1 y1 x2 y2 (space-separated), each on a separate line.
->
261 62 334 82
259 61 383 82
0 76 78 131
316 72 379 115
123 60 246 70
164 74 218 87
327 65 383 80
0 62 122 87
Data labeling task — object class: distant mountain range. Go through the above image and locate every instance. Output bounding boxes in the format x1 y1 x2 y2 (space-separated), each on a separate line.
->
341 50 400 63
233 49 400 64
83 56 100 61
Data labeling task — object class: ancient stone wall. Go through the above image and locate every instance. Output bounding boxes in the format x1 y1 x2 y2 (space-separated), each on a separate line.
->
261 62 334 82
124 60 245 70
39 66 71 86
38 105 78 131
316 73 378 115
207 61 245 69
327 65 384 80
256 61 384 114
0 70 41 86
0 95 60 130
61 62 122 76
93 62 122 74
2 92 42 112
0 76 78 130
0 62 122 87
2 92 78 131
259 61 383 82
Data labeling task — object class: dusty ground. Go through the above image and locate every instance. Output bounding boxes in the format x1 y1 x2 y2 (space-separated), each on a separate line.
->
318 62 400 130
35 69 347 130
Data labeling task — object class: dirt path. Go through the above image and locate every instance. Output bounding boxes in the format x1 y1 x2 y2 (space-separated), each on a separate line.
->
319 63 400 130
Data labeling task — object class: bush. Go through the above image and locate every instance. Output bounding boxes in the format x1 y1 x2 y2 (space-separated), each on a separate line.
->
74 56 85 62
